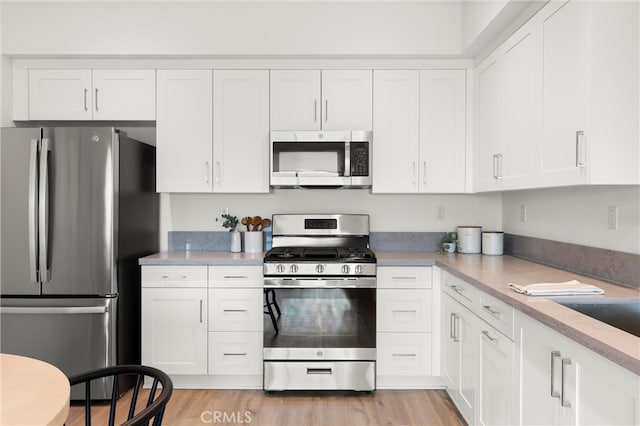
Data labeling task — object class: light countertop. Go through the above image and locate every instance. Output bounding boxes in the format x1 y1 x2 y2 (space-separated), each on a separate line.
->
140 250 640 375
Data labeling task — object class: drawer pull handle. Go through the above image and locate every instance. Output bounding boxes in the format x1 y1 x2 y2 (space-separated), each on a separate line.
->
482 330 498 343
223 275 249 279
307 368 332 375
392 353 417 357
391 276 417 280
223 353 248 357
199 300 203 323
561 358 572 408
450 284 465 293
223 309 248 313
392 309 417 313
482 305 501 317
550 351 561 399
161 275 187 279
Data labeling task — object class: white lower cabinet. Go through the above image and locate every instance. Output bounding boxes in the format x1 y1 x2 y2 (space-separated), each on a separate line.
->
376 266 439 389
142 265 263 388
516 312 640 426
141 266 208 376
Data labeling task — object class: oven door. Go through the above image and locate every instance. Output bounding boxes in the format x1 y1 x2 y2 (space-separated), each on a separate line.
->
263 278 376 361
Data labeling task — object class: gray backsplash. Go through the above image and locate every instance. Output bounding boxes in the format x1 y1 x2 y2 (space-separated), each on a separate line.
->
504 234 640 289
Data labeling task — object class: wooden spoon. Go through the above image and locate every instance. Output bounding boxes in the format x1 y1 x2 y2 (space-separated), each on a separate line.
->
241 217 251 232
261 218 272 230
251 216 262 231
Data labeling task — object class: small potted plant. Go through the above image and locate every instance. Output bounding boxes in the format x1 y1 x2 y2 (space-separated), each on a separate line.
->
439 231 458 254
220 213 241 253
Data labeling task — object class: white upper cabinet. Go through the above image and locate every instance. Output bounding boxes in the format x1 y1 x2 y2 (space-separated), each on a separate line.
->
373 69 467 193
419 70 467 193
372 70 420 193
28 69 155 121
321 70 373 131
538 0 588 186
213 70 270 193
270 69 372 131
156 70 213 193
474 0 639 191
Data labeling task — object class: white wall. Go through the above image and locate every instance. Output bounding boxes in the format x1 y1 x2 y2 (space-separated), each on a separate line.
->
1 1 462 57
163 191 502 249
502 186 640 254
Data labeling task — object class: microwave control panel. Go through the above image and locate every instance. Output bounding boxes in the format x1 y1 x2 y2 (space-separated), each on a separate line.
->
350 142 369 176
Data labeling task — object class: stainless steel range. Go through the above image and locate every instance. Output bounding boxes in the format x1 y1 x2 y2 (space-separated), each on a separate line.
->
263 214 376 391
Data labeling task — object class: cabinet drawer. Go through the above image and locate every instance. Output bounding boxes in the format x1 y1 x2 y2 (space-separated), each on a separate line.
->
142 266 208 288
209 266 263 288
208 332 262 375
477 291 514 340
377 332 432 376
377 289 432 332
377 267 432 289
442 270 477 309
209 289 263 332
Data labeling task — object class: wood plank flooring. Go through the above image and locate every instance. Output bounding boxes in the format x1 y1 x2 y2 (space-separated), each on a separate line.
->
66 389 466 426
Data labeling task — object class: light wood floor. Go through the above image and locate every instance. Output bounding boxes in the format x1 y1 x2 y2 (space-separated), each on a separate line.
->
66 389 466 426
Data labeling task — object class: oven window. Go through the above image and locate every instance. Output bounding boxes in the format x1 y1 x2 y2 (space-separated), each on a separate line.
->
264 288 375 349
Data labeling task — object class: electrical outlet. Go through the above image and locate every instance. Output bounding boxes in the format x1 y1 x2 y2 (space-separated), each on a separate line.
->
520 204 527 222
436 205 446 221
219 207 229 217
607 206 618 230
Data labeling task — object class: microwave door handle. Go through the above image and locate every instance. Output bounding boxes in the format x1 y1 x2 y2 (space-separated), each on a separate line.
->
345 141 351 177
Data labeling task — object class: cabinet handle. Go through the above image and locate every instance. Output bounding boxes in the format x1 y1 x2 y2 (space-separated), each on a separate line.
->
95 88 99 111
575 130 586 167
481 330 498 344
324 99 329 122
561 358 572 408
314 99 318 122
161 275 187 279
392 309 417 314
199 300 203 323
204 161 210 184
223 353 248 357
391 276 417 281
392 353 417 357
482 305 501 317
307 368 332 375
452 314 461 342
84 88 88 111
422 161 427 185
223 309 248 313
223 275 249 279
496 153 504 179
492 154 498 178
412 162 417 184
450 284 465 294
550 351 561 399
215 161 222 184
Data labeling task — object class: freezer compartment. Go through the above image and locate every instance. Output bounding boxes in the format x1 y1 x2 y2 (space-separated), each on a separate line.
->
0 297 118 400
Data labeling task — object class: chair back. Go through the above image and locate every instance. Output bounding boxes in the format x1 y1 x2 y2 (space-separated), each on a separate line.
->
68 364 173 426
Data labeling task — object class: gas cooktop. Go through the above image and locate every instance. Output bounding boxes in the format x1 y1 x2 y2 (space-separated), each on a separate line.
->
264 246 376 263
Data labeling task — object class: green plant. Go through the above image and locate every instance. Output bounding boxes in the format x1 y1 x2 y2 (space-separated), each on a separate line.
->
439 231 458 254
220 213 239 232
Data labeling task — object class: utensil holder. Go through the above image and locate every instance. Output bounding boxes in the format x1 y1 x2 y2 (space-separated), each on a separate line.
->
243 232 263 253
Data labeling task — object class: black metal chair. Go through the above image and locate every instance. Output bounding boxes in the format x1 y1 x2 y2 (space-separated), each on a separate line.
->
68 364 173 426
264 288 282 334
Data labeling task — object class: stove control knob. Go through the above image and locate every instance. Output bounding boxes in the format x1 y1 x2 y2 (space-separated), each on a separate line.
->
290 265 298 273
276 264 286 273
341 265 351 274
316 264 325 274
355 265 364 274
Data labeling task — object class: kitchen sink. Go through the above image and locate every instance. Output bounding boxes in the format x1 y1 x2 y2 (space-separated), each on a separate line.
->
552 298 640 338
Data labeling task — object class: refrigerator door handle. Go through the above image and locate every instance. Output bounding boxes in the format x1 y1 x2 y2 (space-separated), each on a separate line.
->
29 138 40 284
38 138 51 283
0 306 108 315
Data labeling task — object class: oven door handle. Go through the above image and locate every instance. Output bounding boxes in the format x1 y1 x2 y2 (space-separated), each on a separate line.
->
264 278 376 289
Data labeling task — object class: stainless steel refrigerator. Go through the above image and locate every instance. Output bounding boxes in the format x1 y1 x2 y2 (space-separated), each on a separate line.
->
0 127 159 399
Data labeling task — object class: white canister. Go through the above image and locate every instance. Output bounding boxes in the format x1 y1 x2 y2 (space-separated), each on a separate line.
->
457 226 482 254
243 232 264 253
482 231 504 256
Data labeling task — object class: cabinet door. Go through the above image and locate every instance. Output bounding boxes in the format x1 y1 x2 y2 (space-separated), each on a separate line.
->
372 70 420 193
156 70 213 192
213 70 269 193
475 56 503 192
92 70 155 120
142 287 208 375
442 294 459 391
321 70 372 131
419 70 467 193
270 70 321 130
477 325 515 426
516 312 565 425
502 25 539 189
539 0 588 186
28 69 92 120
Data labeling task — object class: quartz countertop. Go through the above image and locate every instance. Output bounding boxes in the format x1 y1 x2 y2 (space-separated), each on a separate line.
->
140 250 640 374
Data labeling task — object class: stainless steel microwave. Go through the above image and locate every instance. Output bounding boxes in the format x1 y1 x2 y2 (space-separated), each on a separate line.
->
270 130 372 188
